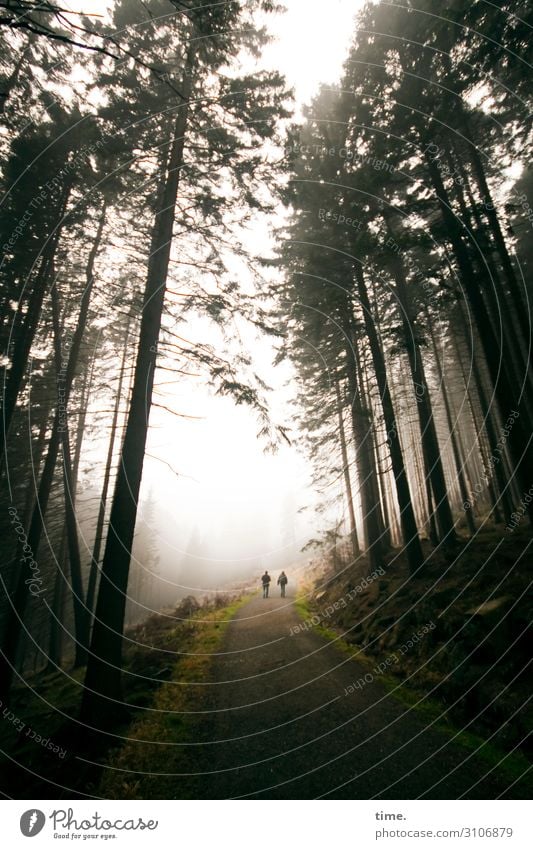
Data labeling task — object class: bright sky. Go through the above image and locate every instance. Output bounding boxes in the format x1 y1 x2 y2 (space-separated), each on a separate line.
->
71 1 363 596
262 0 359 104
68 0 359 102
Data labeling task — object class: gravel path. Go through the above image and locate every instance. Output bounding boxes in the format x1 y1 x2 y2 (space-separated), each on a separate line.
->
189 592 525 799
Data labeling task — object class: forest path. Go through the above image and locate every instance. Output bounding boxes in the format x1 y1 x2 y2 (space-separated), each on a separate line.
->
188 592 522 799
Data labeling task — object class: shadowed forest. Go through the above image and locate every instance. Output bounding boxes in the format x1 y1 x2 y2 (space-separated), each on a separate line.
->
0 0 531 800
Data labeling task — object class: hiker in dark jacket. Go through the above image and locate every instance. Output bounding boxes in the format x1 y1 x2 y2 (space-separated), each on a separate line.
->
261 571 271 598
277 571 288 597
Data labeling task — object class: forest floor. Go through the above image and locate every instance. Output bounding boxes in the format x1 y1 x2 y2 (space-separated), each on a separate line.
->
1 528 531 799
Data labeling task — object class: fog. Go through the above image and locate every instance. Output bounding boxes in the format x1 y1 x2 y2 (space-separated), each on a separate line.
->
136 388 316 600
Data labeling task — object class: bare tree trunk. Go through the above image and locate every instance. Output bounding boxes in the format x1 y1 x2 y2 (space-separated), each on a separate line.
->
460 118 531 354
52 204 106 666
450 327 503 524
447 147 533 417
383 226 456 545
0 42 30 112
81 44 197 723
60 425 90 667
0 203 104 702
0 182 72 471
428 322 475 535
359 356 391 549
85 316 132 620
371 411 392 551
47 529 67 671
334 375 360 560
453 290 517 524
352 264 423 572
344 332 383 569
71 361 92 486
20 396 51 532
425 151 533 523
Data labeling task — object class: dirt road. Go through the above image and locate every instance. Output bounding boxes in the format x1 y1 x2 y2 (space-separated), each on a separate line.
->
189 592 524 799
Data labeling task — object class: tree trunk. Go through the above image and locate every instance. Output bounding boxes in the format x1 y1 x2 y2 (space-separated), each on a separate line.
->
425 151 533 523
71 360 93 487
0 203 104 702
334 375 360 560
0 43 30 112
382 221 456 546
427 321 475 535
47 529 67 671
61 425 90 667
85 316 132 620
343 328 383 569
359 355 391 549
20 396 51 530
447 146 533 417
0 182 72 471
81 44 197 723
460 117 531 353
352 264 423 572
52 205 107 666
453 301 514 525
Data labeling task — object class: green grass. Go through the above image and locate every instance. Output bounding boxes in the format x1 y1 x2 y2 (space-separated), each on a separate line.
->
293 592 311 622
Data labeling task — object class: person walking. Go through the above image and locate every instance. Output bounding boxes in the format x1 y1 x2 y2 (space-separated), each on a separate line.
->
277 570 288 597
261 571 271 598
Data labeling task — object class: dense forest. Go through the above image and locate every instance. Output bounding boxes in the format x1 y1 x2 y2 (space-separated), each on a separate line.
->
0 0 531 801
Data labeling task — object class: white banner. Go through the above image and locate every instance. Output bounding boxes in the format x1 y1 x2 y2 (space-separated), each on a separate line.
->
2 800 530 848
